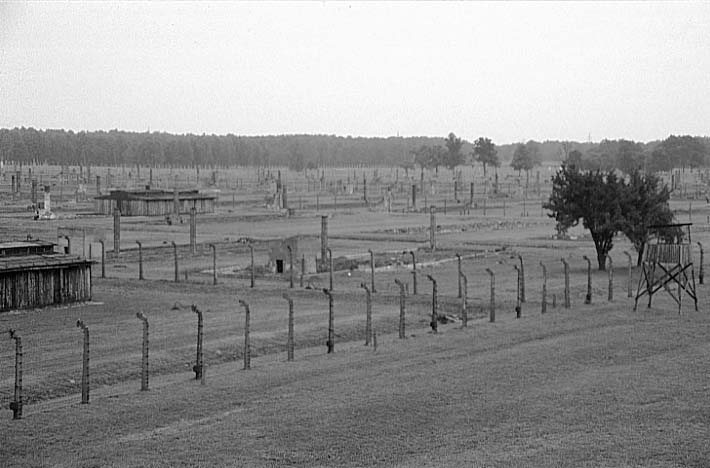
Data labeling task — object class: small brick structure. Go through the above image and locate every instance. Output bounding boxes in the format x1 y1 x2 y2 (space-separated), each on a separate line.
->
268 236 319 275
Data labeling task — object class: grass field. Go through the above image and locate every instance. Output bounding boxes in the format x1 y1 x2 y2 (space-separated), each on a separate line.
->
1 165 709 467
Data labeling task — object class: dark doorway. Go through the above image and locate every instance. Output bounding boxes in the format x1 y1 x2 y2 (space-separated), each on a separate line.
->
276 259 284 273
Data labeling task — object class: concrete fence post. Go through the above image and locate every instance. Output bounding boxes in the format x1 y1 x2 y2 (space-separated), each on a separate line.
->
76 320 90 404
394 278 406 338
300 254 305 288
209 244 217 285
456 253 462 298
429 206 437 250
514 265 522 318
283 294 294 361
408 250 417 295
540 262 547 314
113 208 121 255
191 305 203 380
8 329 22 419
249 243 255 288
607 256 613 302
697 242 704 285
136 241 144 280
517 254 525 302
623 251 633 298
189 207 196 255
287 245 294 289
323 289 334 353
360 283 372 345
368 249 377 293
327 247 334 291
582 255 592 304
171 241 179 282
561 258 570 308
136 312 149 391
486 268 495 322
98 240 106 279
459 272 468 327
238 300 251 370
426 274 438 333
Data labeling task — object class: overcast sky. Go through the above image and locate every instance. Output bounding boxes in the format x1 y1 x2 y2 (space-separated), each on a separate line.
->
1 1 709 144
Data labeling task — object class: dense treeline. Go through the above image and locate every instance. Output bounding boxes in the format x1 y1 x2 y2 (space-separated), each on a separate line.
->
0 127 708 173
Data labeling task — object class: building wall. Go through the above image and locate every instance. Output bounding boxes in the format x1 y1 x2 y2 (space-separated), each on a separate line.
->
0 265 91 312
95 198 215 216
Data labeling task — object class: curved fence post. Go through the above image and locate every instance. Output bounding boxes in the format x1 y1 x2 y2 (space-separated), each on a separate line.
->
514 265 522 318
136 312 149 391
394 278 406 338
287 245 294 289
409 250 417 295
323 289 334 353
99 240 105 279
368 249 377 293
283 294 294 361
249 243 255 288
517 254 525 302
238 300 251 370
456 254 462 298
607 256 613 302
8 329 22 419
623 251 633 298
459 272 468 327
485 268 495 322
171 241 179 282
136 241 144 280
76 320 90 404
561 258 570 308
191 305 203 380
582 255 592 304
327 247 333 291
540 262 547 314
426 274 438 333
697 242 704 285
209 244 217 285
360 283 372 345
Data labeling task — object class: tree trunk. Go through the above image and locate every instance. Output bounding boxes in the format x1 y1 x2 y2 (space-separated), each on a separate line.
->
596 250 607 271
482 163 487 178
636 244 644 267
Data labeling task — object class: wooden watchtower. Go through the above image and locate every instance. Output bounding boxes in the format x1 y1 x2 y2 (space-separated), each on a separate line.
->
634 223 698 313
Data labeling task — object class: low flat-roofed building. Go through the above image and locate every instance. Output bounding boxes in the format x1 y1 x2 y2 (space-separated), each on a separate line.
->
94 189 217 216
0 240 93 312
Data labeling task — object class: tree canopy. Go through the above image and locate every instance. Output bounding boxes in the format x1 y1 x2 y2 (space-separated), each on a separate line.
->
472 137 499 177
443 132 464 170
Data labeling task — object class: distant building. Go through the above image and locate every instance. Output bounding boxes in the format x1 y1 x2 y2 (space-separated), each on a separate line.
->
267 236 320 274
94 189 217 216
0 240 93 312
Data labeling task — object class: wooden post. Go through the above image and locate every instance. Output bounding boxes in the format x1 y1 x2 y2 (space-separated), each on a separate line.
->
582 255 592 304
456 253 462 298
540 262 547 314
287 245 294 289
209 244 217 285
517 254 525 302
697 242 704 285
76 320 90 404
136 312 149 391
361 283 372 345
189 207 196 255
394 278 406 338
486 268 495 322
171 241 178 282
136 241 144 280
249 243 255 288
238 300 250 370
623 251 633 297
8 329 22 419
283 294 294 361
300 254 305 288
459 272 468 327
607 256 613 302
113 208 121 255
192 305 203 380
561 258 570 308
368 249 377 293
429 206 436 250
99 240 105 279
426 274 438 333
514 265 522 318
409 250 417 295
323 289 334 353
327 247 333 291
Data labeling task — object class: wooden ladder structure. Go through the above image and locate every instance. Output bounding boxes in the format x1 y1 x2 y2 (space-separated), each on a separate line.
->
634 223 698 314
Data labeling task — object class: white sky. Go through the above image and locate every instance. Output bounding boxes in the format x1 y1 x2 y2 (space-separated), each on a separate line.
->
1 1 709 143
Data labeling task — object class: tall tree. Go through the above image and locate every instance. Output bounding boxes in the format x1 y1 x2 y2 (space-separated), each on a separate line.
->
443 132 464 170
510 143 534 175
620 170 675 265
472 137 499 177
544 164 626 270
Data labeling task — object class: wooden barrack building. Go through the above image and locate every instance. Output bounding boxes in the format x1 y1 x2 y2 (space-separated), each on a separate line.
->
0 240 93 312
94 189 217 216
